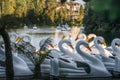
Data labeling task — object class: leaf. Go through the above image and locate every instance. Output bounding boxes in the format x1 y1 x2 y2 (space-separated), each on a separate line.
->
61 0 67 4
83 0 92 2
109 10 117 20
91 0 111 12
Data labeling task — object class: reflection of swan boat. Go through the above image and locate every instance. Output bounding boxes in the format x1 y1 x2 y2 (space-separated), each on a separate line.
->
33 25 38 31
24 25 28 29
33 27 37 30
56 24 71 31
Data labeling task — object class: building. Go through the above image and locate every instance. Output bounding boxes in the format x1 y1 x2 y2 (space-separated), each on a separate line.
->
56 0 84 24
70 1 82 20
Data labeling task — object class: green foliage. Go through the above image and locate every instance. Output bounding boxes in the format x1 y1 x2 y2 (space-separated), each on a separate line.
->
77 5 84 24
91 0 120 20
83 0 120 45
83 0 92 2
0 6 2 18
34 0 46 15
61 0 67 4
14 0 27 17
0 0 84 28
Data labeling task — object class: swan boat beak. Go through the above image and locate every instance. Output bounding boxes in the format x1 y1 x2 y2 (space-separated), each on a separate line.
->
49 43 54 48
75 36 79 41
16 37 23 43
86 46 92 51
62 35 66 40
102 41 106 46
86 37 91 42
69 44 74 50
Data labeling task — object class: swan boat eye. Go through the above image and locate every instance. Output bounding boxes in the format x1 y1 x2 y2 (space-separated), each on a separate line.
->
62 35 66 40
115 43 120 47
97 40 106 46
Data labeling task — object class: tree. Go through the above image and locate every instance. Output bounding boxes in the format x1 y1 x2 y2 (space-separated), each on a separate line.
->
0 0 84 28
46 0 57 24
16 37 53 79
76 5 84 26
0 26 14 80
14 0 27 17
33 37 52 78
83 0 120 45
55 0 69 24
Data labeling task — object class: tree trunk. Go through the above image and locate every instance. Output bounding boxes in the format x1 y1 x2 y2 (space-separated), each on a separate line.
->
0 28 14 80
33 62 41 79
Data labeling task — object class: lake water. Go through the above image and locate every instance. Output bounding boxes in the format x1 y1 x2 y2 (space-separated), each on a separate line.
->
8 28 73 50
7 28 55 50
0 27 81 50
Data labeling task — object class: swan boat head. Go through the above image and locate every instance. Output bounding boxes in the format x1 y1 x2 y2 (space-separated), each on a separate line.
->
111 38 120 55
75 40 112 77
94 36 113 57
86 33 97 47
75 33 86 41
